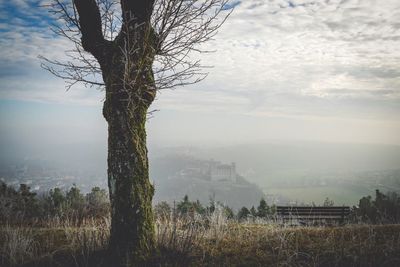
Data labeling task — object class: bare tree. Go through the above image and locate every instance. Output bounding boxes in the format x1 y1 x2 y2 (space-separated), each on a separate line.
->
41 0 230 265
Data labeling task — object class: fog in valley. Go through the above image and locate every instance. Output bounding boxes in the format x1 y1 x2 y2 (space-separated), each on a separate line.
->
1 104 399 208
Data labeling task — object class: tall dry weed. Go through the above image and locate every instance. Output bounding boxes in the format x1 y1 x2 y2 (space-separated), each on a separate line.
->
0 225 36 266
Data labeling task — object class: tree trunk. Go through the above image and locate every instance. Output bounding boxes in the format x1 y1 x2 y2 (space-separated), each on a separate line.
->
103 79 156 266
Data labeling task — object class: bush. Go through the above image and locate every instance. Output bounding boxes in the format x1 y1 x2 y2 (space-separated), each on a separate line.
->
177 195 206 216
0 183 42 223
354 190 400 223
237 207 250 221
86 187 109 218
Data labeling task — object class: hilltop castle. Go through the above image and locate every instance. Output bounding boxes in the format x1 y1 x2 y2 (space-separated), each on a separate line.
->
176 159 238 183
209 161 237 183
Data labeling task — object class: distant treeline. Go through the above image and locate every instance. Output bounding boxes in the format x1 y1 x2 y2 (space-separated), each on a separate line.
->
153 195 277 221
0 182 109 225
1 182 399 224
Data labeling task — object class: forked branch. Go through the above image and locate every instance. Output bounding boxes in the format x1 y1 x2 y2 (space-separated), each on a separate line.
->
41 0 233 92
73 0 107 61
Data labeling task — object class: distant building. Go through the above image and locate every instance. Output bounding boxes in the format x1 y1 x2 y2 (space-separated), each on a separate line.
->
210 161 237 183
173 159 239 183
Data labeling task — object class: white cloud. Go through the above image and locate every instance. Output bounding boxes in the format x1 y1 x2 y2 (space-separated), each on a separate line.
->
1 0 400 129
0 1 102 105
150 0 400 120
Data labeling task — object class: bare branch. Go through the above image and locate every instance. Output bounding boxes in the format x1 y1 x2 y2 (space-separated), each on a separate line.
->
40 0 231 95
152 0 232 90
40 0 121 92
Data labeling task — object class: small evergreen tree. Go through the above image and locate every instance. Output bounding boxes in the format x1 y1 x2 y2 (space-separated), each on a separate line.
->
192 200 206 215
177 195 192 215
356 190 400 223
48 187 66 215
65 184 85 222
270 204 277 215
86 187 109 217
237 207 250 221
257 198 269 218
250 206 257 217
358 195 377 223
223 206 235 219
18 184 40 218
0 182 19 221
207 197 216 214
66 185 85 209
177 195 206 216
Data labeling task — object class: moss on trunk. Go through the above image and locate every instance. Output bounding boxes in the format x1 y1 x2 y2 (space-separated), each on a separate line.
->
103 82 156 266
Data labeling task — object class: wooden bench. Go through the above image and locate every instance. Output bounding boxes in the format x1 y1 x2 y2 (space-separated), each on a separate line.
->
276 206 350 225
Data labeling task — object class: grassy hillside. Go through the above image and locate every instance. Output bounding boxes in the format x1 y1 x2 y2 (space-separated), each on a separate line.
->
1 220 400 267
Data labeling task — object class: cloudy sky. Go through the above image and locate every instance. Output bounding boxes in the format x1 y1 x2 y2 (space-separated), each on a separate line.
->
1 0 400 152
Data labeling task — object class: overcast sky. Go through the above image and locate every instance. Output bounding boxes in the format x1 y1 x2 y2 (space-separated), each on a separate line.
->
0 0 400 152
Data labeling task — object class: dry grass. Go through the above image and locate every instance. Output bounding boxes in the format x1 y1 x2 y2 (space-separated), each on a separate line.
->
0 226 36 266
0 217 110 267
195 223 400 266
1 215 400 267
155 212 400 267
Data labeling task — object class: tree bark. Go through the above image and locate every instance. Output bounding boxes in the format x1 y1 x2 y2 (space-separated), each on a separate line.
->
73 1 158 265
103 76 156 266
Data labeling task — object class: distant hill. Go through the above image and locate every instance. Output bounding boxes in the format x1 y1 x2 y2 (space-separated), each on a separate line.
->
2 140 400 206
150 154 265 209
150 142 400 205
192 141 400 185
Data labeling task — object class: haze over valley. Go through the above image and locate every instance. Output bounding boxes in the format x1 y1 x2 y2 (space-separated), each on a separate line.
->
1 137 399 208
